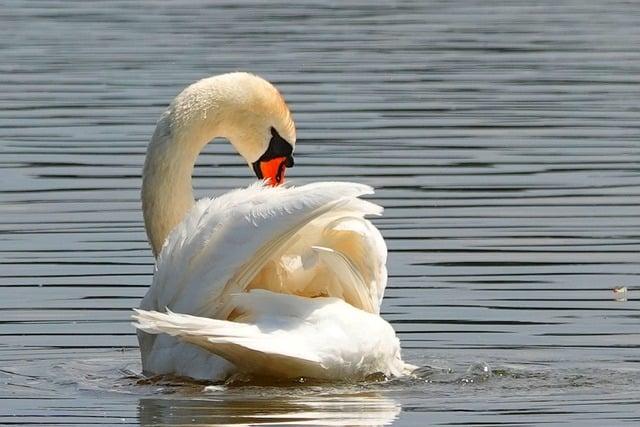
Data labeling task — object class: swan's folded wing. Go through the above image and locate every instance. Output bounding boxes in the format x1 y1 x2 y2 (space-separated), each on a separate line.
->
141 181 384 319
318 215 388 312
311 246 375 314
133 307 328 379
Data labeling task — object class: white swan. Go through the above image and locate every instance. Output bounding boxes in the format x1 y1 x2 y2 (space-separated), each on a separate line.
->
132 72 410 381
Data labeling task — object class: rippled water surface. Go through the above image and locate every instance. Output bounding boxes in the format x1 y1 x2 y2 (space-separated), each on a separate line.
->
2 0 640 425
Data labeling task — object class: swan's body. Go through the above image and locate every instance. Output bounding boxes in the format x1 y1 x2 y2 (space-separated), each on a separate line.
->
133 72 409 381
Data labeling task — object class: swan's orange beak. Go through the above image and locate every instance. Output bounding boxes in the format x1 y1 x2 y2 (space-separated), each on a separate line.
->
251 127 294 186
258 156 288 186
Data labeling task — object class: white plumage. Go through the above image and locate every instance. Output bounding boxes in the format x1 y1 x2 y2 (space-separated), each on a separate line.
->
134 289 404 380
132 73 410 381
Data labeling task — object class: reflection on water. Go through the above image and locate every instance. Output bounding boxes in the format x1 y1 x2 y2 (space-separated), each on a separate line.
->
139 393 400 426
1 0 640 425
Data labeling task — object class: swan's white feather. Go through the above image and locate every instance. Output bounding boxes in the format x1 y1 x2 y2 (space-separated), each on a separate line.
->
137 181 393 380
134 290 404 380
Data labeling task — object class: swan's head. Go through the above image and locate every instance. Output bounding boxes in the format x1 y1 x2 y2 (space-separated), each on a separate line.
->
170 72 296 185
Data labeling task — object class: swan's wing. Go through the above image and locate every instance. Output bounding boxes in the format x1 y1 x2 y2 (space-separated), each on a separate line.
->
141 181 386 320
311 246 376 313
133 307 327 379
318 215 388 312
246 213 388 314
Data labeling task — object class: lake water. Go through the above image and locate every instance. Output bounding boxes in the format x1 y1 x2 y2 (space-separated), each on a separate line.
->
1 0 639 425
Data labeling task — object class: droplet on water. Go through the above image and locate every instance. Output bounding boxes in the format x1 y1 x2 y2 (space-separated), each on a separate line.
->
460 361 492 384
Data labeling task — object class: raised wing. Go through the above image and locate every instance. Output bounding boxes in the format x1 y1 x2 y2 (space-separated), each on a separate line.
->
140 181 387 320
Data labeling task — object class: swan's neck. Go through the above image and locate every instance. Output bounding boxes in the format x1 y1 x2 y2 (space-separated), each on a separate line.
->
142 109 221 257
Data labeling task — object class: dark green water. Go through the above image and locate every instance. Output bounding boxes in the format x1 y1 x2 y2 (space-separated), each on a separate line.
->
1 1 639 425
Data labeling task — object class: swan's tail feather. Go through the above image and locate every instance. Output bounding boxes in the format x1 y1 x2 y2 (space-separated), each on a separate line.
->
132 309 328 379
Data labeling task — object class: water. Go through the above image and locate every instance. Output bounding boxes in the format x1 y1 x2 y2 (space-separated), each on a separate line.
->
1 0 639 425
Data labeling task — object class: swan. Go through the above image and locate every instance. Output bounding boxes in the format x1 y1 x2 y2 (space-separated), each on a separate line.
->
132 72 410 382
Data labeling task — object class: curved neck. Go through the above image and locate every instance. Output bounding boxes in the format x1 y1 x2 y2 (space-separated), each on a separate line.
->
142 110 221 257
